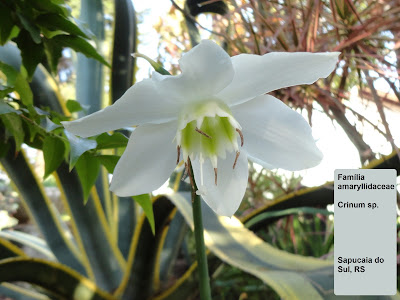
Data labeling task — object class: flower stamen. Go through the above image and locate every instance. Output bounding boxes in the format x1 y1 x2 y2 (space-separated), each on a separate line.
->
187 158 195 197
182 161 189 181
233 151 240 169
176 145 181 165
214 168 218 185
236 128 244 147
195 127 212 139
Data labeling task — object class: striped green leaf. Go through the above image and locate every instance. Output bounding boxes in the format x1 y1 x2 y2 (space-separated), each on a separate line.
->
0 257 115 300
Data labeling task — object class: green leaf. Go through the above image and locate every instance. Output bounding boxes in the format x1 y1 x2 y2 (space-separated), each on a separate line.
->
96 132 128 149
0 140 86 274
0 61 18 84
34 107 50 116
0 86 15 99
43 38 63 74
0 100 19 115
0 238 26 259
56 162 124 290
1 113 24 151
40 116 61 132
14 30 45 79
41 28 66 39
0 230 55 260
0 61 33 105
98 155 120 173
159 212 188 281
133 194 155 235
42 136 65 179
25 115 41 144
116 196 175 298
66 99 83 113
71 16 96 40
51 35 110 67
244 207 333 229
167 192 332 299
0 3 15 45
64 129 97 169
51 0 67 5
0 257 115 300
14 73 33 106
117 196 136 260
111 0 137 102
36 14 89 39
29 0 68 16
0 143 11 158
16 13 41 44
75 153 100 203
0 282 52 300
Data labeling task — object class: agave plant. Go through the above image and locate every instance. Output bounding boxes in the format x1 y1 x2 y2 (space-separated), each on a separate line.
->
0 0 399 299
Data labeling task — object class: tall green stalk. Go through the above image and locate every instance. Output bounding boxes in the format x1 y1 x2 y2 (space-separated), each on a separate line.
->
188 160 212 300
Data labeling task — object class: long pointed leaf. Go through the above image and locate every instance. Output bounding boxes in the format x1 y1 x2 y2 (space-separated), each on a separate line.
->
115 196 175 299
117 196 136 259
0 257 115 300
76 0 105 115
0 282 50 300
0 140 86 275
111 0 137 101
0 237 26 259
0 230 55 260
167 192 330 298
55 162 124 291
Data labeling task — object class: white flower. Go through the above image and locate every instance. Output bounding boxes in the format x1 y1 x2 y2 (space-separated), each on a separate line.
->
62 40 339 217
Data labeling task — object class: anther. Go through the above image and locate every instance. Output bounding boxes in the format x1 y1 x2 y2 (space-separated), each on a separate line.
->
214 168 218 185
195 127 212 139
176 145 181 165
236 128 244 147
233 151 240 169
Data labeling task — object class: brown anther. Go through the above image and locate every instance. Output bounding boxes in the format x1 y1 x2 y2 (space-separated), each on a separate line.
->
233 151 240 169
236 128 244 147
195 127 212 139
176 145 181 165
214 168 218 185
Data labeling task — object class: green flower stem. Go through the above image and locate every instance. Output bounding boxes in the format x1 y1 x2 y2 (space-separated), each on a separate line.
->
188 159 212 300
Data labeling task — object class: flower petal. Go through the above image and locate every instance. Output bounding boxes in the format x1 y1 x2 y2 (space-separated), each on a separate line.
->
62 78 180 138
153 40 234 102
109 121 178 196
191 150 248 217
217 52 340 106
232 95 323 171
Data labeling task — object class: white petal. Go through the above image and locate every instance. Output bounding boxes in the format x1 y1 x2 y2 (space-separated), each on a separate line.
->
153 40 234 102
217 52 340 106
62 78 180 138
191 151 248 217
109 121 178 196
232 95 323 171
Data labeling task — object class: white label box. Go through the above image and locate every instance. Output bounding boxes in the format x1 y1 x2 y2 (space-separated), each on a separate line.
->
334 169 397 295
